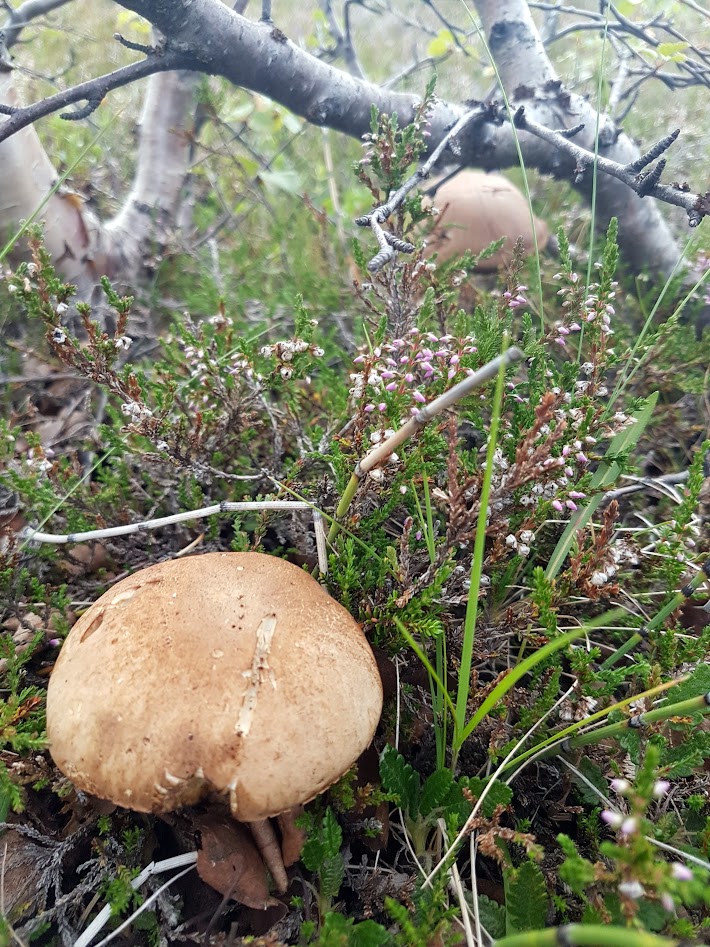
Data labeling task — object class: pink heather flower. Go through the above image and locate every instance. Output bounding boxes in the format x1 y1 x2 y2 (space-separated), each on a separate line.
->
412 391 426 404
576 452 589 464
415 530 422 540
661 893 675 913
569 322 581 331
601 810 623 828
448 368 456 379
385 382 397 391
450 354 460 365
353 354 366 363
562 445 571 457
555 337 567 347
405 373 414 383
671 863 693 881
620 816 638 836
653 780 671 798
381 370 395 379
565 500 578 511
568 491 586 499
564 466 574 477
364 404 375 413
558 325 570 336
551 499 564 512
400 356 410 364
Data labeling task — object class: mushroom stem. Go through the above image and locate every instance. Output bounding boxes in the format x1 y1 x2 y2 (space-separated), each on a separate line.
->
248 818 288 894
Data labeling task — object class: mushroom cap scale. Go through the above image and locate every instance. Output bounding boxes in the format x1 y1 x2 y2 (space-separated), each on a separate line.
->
46 552 383 822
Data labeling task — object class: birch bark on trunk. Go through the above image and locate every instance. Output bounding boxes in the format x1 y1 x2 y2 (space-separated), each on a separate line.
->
474 0 682 275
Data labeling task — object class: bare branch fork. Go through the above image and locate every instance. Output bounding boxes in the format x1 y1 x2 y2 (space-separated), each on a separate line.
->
0 40 187 143
356 107 483 273
513 106 710 227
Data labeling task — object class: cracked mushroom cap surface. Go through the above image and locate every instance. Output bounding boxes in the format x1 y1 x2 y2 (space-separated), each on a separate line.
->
46 552 383 822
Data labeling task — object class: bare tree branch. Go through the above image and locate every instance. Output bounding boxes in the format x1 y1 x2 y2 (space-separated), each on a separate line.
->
513 109 709 226
2 0 71 48
0 44 187 142
1 0 707 282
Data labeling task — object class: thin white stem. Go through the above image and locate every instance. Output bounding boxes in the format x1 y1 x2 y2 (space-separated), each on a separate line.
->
21 500 329 574
74 853 197 947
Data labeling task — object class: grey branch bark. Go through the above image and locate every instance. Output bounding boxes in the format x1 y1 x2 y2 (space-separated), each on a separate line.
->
109 0 697 277
0 0 704 284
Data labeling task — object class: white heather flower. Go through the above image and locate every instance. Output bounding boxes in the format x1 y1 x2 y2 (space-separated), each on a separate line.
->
601 810 623 829
620 816 638 836
26 262 38 276
368 468 384 481
611 778 631 796
619 881 645 900
52 328 67 344
518 544 531 557
505 534 518 549
115 335 133 351
312 347 324 357
260 345 274 357
590 571 608 587
156 441 169 451
520 530 534 544
653 780 671 798
55 302 68 315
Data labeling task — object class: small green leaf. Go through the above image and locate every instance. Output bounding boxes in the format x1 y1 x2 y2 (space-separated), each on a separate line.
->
380 745 421 817
462 777 513 819
321 807 343 859
657 41 688 61
419 768 455 818
426 29 454 58
666 663 710 705
505 860 548 934
476 894 506 938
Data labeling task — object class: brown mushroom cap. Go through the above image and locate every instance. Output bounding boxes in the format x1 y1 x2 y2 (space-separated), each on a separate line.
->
47 552 383 822
423 170 550 271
